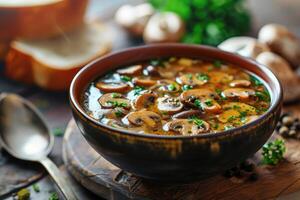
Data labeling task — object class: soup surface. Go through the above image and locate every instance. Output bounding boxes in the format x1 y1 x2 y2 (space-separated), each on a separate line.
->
83 57 271 136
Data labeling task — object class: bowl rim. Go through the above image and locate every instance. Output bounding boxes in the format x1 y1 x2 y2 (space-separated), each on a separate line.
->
70 43 283 140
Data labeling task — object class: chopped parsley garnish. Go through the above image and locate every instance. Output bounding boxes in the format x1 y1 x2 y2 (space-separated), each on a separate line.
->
167 83 177 91
133 86 145 96
197 73 209 81
120 75 132 82
213 123 219 129
186 74 193 80
52 128 64 137
114 110 123 117
224 125 234 130
250 75 263 86
189 116 204 128
215 88 226 100
262 139 285 165
32 184 40 193
111 93 120 98
150 59 164 67
213 60 222 68
227 116 238 122
233 105 241 110
204 99 213 106
255 90 270 102
49 192 59 200
182 85 193 91
107 101 127 108
194 99 202 109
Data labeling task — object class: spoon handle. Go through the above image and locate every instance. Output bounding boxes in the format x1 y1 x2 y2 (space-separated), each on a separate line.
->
40 157 77 200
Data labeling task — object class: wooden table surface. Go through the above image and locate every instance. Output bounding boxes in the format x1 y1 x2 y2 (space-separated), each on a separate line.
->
0 1 300 199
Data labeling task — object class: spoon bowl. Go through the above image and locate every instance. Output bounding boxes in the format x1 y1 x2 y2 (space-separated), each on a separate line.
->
0 93 77 200
0 93 53 161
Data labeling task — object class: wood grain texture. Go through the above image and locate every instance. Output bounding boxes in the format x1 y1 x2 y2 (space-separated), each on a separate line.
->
63 119 300 200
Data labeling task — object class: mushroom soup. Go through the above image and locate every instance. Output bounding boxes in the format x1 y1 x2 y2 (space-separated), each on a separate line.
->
83 57 271 135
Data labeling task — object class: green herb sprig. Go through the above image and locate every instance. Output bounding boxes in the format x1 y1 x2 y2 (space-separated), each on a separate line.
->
262 139 286 165
149 0 251 46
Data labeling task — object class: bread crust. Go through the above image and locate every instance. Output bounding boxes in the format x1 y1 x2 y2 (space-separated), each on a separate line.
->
0 0 88 40
5 41 111 91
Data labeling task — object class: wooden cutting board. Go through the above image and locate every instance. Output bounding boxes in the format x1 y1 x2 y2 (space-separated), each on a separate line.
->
63 119 300 200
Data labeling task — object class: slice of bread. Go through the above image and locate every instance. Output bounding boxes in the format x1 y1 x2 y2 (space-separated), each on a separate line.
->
5 21 112 90
0 0 88 40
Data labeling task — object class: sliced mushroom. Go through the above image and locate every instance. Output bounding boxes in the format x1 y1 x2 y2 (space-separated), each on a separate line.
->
173 110 205 119
222 88 255 100
229 80 251 87
156 80 180 93
180 89 222 113
157 97 183 114
98 93 131 109
258 24 300 68
105 107 129 119
133 92 157 110
132 77 157 87
124 110 161 129
115 3 155 36
158 65 185 79
117 65 143 76
143 12 185 43
164 119 210 135
176 73 208 86
96 82 130 93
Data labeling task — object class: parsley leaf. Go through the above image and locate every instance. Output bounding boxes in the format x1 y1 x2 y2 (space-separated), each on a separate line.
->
250 75 263 86
182 85 193 91
120 75 132 82
189 116 204 128
262 139 285 165
197 73 209 81
213 60 222 68
133 86 145 96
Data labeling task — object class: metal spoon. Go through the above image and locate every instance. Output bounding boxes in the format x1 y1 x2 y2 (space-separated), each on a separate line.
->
0 93 77 200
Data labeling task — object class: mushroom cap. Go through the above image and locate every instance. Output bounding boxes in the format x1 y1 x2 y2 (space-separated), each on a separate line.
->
176 73 208 86
222 88 255 100
117 65 143 76
258 23 300 67
132 77 157 87
98 93 131 109
124 110 161 129
133 92 157 110
115 3 155 36
229 79 251 87
96 82 130 93
157 97 183 114
164 119 210 135
143 12 185 43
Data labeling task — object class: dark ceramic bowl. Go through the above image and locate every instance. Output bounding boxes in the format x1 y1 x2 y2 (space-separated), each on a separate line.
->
70 44 282 181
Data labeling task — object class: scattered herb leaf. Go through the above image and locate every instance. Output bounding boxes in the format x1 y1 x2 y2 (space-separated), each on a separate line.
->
53 128 64 137
133 86 145 96
32 184 40 193
204 99 213 106
189 116 204 128
255 90 270 102
167 83 177 91
197 73 209 81
213 60 222 68
49 192 59 200
250 75 263 86
182 85 193 91
194 99 202 109
120 75 132 82
107 101 127 108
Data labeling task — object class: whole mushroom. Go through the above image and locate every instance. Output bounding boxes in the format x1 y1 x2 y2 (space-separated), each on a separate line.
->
143 12 185 43
115 3 155 36
258 24 300 68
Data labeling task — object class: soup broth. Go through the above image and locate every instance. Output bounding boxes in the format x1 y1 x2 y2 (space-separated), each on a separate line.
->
83 57 271 136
